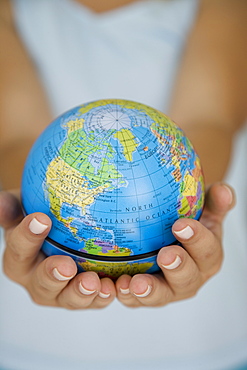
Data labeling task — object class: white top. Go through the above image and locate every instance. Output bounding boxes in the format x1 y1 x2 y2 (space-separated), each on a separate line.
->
0 1 247 369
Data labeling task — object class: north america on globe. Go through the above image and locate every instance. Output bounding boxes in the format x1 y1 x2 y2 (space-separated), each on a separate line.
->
22 99 205 279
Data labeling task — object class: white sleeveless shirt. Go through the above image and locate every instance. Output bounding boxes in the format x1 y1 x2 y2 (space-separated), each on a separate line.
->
0 1 247 369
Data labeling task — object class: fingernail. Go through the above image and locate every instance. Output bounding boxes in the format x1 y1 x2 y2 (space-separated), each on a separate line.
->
223 184 233 205
29 217 48 235
120 287 130 295
162 255 182 270
133 285 152 298
99 292 111 299
79 282 96 296
173 225 194 240
53 267 73 281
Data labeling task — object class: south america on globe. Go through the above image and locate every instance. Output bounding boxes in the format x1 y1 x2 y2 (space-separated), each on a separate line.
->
21 99 205 279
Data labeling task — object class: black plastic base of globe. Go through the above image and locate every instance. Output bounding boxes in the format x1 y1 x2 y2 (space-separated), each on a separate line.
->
41 237 168 280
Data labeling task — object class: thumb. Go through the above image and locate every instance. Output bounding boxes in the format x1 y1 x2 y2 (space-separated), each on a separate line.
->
3 213 52 282
201 182 235 237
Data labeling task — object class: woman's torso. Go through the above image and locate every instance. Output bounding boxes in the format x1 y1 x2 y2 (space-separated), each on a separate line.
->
0 1 247 369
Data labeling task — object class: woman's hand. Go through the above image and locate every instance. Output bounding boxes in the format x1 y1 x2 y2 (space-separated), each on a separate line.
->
1 182 235 309
115 182 235 307
0 191 116 309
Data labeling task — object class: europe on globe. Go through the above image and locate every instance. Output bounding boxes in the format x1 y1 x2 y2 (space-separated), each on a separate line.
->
21 99 205 279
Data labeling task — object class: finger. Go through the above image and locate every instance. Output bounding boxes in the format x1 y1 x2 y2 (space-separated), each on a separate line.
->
128 273 172 307
0 191 23 229
3 213 52 282
116 274 136 305
116 271 174 308
202 183 235 236
27 255 77 305
94 277 116 308
57 272 100 309
57 273 116 310
172 217 223 278
157 245 203 300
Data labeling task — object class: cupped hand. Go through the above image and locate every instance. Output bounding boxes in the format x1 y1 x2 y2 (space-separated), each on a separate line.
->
0 191 116 309
115 182 235 307
1 183 235 310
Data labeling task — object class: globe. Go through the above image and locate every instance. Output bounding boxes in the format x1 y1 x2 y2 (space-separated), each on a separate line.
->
21 99 205 279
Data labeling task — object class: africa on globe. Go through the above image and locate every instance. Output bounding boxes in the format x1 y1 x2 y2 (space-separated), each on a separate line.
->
21 99 205 279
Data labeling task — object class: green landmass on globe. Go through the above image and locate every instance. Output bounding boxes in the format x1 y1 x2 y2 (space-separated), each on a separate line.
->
22 99 205 279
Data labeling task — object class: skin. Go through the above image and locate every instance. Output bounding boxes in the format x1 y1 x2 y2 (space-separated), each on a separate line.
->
0 0 246 309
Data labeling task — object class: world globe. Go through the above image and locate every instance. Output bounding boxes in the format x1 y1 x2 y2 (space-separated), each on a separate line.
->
21 99 205 279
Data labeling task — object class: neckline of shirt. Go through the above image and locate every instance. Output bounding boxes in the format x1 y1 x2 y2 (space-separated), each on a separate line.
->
60 0 172 23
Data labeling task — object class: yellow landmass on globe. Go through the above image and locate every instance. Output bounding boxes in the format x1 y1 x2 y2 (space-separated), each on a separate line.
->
114 129 138 161
178 197 191 216
181 171 198 197
63 117 85 134
78 259 154 279
46 157 109 226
